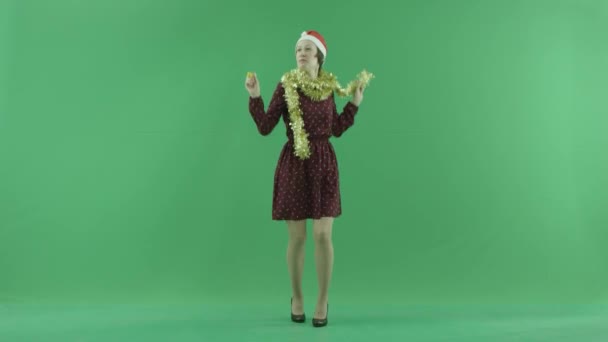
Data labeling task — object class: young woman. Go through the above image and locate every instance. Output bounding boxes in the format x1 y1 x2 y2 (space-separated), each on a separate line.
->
245 30 372 327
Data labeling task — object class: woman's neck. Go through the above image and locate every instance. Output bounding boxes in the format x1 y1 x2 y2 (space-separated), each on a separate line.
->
300 67 318 79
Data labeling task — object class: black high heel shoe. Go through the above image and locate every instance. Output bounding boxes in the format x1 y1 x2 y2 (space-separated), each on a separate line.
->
291 297 305 323
312 303 328 327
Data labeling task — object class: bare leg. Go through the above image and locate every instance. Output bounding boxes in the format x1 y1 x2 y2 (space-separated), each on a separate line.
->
312 217 333 319
287 220 307 315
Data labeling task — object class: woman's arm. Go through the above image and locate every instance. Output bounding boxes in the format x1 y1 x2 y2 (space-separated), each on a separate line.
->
249 82 286 136
331 93 359 137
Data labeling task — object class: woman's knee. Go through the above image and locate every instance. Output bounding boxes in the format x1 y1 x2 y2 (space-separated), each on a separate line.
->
313 229 331 244
289 232 307 245
313 218 333 244
287 220 307 244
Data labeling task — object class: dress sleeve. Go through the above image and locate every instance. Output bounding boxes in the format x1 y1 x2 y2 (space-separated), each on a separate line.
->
331 94 359 137
248 82 286 136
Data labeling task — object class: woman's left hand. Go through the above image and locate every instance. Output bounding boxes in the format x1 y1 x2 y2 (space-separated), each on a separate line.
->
351 82 365 106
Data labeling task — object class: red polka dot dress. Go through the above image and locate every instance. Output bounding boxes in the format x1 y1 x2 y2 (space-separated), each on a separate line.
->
249 81 359 220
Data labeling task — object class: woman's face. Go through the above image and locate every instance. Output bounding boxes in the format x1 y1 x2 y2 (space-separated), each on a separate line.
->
295 40 319 71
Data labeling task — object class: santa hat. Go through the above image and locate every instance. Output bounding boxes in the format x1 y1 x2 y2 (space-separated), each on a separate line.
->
296 30 327 58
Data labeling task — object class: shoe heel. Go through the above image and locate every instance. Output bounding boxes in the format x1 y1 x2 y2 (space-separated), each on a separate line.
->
291 297 305 323
312 303 328 327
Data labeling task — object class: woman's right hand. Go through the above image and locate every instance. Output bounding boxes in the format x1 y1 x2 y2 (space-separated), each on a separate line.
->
245 72 261 98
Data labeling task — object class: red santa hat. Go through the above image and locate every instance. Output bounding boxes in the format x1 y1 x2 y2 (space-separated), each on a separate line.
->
296 30 327 58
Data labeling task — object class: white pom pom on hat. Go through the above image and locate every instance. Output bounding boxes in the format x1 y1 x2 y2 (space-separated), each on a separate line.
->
296 30 327 58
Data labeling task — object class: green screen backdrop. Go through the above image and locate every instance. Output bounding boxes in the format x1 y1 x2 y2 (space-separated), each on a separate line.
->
1 0 607 306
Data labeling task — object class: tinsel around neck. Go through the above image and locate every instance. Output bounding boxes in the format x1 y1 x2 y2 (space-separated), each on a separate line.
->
280 68 374 101
281 69 338 101
280 68 374 160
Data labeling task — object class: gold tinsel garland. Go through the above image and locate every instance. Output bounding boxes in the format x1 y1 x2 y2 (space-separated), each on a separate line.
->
281 69 374 159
